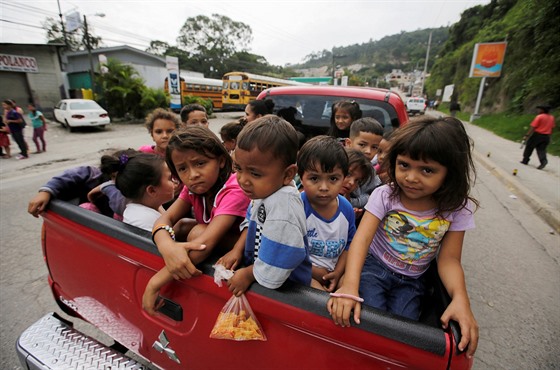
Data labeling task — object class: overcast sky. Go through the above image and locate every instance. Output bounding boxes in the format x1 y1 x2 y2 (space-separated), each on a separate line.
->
2 0 490 66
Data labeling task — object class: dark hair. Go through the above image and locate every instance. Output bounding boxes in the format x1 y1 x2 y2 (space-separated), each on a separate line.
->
386 116 478 215
219 119 246 141
328 100 362 138
179 103 207 123
166 126 232 192
345 148 372 186
248 99 275 117
349 117 384 138
111 153 166 201
297 135 349 177
99 148 138 176
236 115 298 168
145 108 181 132
3 100 15 108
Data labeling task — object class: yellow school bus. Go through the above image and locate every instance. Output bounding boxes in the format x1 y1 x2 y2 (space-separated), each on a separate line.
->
222 71 307 110
165 75 223 111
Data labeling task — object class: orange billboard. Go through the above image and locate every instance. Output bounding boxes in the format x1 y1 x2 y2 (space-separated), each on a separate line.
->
469 42 507 78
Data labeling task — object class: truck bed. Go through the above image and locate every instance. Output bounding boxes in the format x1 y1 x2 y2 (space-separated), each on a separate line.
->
22 199 472 370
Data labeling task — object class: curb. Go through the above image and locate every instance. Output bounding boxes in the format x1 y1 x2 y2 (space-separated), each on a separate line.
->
473 150 560 233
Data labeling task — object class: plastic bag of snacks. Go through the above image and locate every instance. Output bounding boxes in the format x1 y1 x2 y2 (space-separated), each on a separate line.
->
210 265 266 341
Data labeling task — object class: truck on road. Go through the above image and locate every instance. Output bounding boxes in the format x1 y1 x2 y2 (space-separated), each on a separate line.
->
16 199 473 369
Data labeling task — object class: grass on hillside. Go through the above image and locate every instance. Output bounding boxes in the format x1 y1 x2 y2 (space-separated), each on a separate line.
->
437 106 559 157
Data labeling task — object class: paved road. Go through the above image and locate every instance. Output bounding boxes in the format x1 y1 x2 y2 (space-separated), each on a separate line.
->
0 112 558 369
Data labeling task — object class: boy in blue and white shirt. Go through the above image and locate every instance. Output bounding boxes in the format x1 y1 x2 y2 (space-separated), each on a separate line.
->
297 136 356 291
218 115 311 295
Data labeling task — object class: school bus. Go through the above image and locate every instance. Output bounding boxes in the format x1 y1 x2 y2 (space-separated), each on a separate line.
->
222 71 307 110
164 75 223 111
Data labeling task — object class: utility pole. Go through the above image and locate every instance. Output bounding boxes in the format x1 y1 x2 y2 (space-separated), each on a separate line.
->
420 31 432 98
83 15 96 97
56 0 68 47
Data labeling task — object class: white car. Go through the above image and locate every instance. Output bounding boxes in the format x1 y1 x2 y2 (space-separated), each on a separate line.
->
406 97 426 116
53 99 111 131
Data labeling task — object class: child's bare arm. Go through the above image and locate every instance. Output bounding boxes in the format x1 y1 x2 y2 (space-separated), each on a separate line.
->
187 214 241 265
28 191 52 217
438 230 479 359
227 265 255 297
323 250 348 292
217 228 247 270
142 268 173 315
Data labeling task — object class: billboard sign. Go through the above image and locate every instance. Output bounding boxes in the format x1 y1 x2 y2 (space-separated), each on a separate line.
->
166 56 181 110
469 42 507 78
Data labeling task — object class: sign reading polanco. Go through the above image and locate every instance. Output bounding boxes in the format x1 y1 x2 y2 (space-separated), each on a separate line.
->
0 53 39 73
469 42 507 78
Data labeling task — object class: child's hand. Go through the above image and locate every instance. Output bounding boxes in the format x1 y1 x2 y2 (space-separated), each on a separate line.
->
142 282 164 316
326 286 362 327
227 267 254 297
87 185 104 203
160 242 206 280
28 192 52 217
217 248 243 270
440 297 479 358
353 207 364 219
322 270 342 292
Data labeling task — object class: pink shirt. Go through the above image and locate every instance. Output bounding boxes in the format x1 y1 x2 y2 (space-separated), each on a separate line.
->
138 145 157 154
179 173 249 224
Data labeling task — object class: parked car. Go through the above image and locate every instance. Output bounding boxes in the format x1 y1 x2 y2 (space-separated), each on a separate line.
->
257 85 409 138
406 97 426 116
53 99 110 132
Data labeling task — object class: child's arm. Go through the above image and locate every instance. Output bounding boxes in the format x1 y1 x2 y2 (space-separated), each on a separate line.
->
142 268 173 315
322 250 348 292
327 211 379 327
217 228 247 270
227 265 255 297
437 230 479 358
186 214 241 265
28 191 52 217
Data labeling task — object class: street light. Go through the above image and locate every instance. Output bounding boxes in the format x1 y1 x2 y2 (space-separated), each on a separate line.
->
331 48 346 86
83 13 105 98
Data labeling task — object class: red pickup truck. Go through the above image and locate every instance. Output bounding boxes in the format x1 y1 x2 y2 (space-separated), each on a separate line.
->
17 199 473 370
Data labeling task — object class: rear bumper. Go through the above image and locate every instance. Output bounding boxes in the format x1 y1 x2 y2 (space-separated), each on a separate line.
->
16 313 146 370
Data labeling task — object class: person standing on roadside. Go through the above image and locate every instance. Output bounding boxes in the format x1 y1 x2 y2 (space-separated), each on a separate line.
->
28 103 47 153
2 100 28 159
449 100 461 118
521 105 555 170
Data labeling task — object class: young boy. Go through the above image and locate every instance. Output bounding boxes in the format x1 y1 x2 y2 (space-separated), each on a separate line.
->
297 136 356 291
344 117 384 212
179 103 209 127
218 115 311 296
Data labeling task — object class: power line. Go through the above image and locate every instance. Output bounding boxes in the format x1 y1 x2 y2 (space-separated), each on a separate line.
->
0 19 45 30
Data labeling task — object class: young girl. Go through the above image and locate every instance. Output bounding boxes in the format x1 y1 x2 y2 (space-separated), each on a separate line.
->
219 119 246 153
139 108 181 156
328 116 479 358
179 103 209 127
327 100 362 140
0 116 10 158
28 103 47 153
244 98 274 123
2 100 28 159
102 152 176 231
143 126 250 315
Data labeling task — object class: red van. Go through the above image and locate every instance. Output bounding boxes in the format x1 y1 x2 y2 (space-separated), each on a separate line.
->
257 85 408 137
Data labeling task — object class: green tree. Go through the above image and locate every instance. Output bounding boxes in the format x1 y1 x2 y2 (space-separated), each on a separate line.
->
176 14 252 78
146 40 171 56
43 17 102 51
97 58 146 119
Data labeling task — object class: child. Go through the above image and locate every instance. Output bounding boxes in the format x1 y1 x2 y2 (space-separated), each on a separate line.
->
139 108 181 156
243 99 275 123
327 100 362 140
345 118 384 212
217 115 311 296
28 103 47 153
0 115 10 158
328 116 479 358
179 103 209 127
374 130 396 184
297 135 356 292
143 126 250 314
103 152 176 231
27 149 133 218
339 148 371 204
219 119 246 153
2 100 28 159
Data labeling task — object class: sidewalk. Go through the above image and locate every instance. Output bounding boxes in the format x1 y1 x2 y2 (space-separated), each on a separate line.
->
449 114 559 233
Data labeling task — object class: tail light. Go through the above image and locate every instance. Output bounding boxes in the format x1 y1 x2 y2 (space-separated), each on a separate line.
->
71 114 85 119
99 113 108 118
